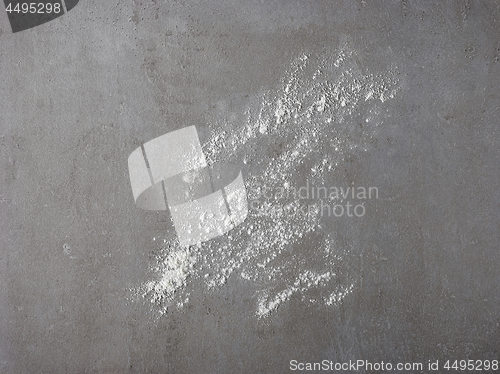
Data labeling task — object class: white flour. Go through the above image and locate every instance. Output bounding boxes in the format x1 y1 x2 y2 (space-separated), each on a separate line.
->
257 270 333 318
144 247 194 301
134 39 402 318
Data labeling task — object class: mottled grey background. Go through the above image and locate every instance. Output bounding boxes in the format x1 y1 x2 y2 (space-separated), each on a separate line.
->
1 1 499 373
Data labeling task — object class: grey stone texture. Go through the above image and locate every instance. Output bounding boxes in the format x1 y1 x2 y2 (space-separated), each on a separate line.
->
0 0 499 373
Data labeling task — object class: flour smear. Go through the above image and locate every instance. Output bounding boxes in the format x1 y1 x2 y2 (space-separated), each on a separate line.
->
133 39 402 318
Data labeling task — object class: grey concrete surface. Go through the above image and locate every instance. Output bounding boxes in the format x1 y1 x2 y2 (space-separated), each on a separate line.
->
1 0 499 373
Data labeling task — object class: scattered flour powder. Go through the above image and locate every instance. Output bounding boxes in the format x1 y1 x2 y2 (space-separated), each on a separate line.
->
133 39 402 318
